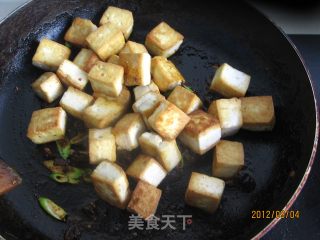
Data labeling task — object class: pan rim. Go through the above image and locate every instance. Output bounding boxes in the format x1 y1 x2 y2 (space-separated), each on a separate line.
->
0 1 318 239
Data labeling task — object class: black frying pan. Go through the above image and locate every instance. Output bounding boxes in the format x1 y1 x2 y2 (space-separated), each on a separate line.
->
0 0 318 239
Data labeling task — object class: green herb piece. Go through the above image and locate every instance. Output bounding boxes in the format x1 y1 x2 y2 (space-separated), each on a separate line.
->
183 85 194 93
65 42 72 49
70 133 88 145
178 158 184 168
50 173 69 183
38 197 67 221
56 139 71 160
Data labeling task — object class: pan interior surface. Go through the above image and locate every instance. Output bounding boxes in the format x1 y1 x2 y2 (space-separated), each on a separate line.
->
0 0 317 239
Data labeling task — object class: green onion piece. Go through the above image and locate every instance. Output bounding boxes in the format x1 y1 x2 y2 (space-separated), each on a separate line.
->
67 168 84 184
50 173 68 183
43 160 66 174
70 133 88 145
178 158 184 168
183 85 194 93
65 42 72 49
56 139 71 160
38 197 67 221
82 169 93 183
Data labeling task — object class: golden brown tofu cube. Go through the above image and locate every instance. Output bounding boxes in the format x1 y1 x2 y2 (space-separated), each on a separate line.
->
89 128 116 164
208 98 242 137
107 55 120 65
59 87 94 119
27 107 67 144
93 86 131 115
92 161 130 209
120 41 148 54
31 72 64 103
179 110 221 155
119 53 151 86
88 61 124 97
145 22 184 58
86 22 125 61
212 140 244 179
148 101 190 140
73 48 100 72
127 181 162 219
151 56 185 92
112 113 146 151
32 39 71 71
185 172 225 213
64 17 97 47
241 96 275 131
210 63 251 97
132 92 165 120
99 6 134 40
167 86 202 114
133 81 160 101
126 154 167 187
139 132 182 172
82 97 124 129
57 60 89 90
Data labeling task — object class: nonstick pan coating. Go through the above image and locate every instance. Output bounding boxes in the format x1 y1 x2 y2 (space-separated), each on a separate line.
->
0 0 318 239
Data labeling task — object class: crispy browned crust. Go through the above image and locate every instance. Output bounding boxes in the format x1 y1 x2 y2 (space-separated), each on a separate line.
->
127 181 162 219
0 160 22 195
112 113 143 135
183 110 220 137
64 17 97 47
241 96 275 130
145 22 184 51
149 102 190 140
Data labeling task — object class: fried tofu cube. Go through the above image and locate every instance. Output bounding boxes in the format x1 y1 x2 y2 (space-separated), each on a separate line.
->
88 61 124 97
148 101 190 140
167 86 202 114
132 92 164 119
89 128 116 164
133 81 160 101
210 63 251 97
151 56 185 92
86 22 125 61
73 48 100 72
93 86 131 114
59 87 94 119
241 96 275 131
99 6 134 40
112 113 146 151
64 17 97 47
31 72 64 103
126 154 167 187
107 55 120 65
119 53 151 86
139 132 182 172
92 161 130 209
185 172 225 213
208 98 242 137
179 110 221 155
120 41 148 54
82 97 124 128
212 140 244 179
145 22 184 58
27 107 67 144
32 39 71 71
57 60 88 90
127 181 162 219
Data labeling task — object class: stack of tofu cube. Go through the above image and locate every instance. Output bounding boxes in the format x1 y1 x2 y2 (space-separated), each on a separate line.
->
27 5 275 218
